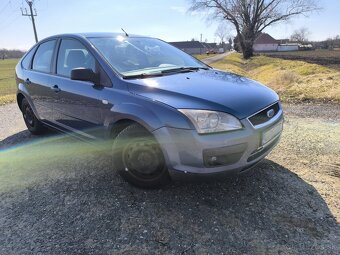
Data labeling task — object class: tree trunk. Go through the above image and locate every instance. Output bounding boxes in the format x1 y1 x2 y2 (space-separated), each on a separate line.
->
242 41 254 59
237 31 255 59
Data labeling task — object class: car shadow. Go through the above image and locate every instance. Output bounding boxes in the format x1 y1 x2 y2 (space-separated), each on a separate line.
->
0 129 57 150
0 131 338 254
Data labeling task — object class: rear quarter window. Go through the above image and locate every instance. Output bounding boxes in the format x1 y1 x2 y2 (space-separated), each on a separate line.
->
21 46 37 70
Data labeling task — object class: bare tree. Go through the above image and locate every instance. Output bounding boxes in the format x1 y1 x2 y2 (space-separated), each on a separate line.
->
325 38 334 49
189 0 319 59
324 35 340 50
290 27 310 43
215 23 231 44
0 49 25 59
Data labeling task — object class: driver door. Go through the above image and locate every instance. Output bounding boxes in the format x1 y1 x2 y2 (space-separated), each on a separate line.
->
52 38 112 139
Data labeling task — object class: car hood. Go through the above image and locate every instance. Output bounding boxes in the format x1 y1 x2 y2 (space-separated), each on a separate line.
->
126 69 279 119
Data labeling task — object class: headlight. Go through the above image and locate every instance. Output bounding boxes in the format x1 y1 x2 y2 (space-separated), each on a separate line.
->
178 109 242 134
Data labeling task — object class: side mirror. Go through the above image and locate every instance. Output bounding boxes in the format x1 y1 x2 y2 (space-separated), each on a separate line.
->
70 68 99 84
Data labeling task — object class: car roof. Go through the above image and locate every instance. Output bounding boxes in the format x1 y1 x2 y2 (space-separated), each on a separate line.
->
42 32 149 41
79 32 146 38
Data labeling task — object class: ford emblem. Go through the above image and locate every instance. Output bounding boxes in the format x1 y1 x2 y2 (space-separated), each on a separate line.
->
267 109 275 118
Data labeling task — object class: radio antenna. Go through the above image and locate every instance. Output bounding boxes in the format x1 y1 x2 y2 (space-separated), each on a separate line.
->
121 28 129 37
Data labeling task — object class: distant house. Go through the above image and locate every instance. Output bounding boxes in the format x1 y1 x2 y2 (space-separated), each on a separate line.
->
202 42 217 49
169 41 206 55
277 44 299 52
170 40 230 54
202 42 219 53
277 39 290 44
253 33 304 52
276 38 299 51
253 33 279 52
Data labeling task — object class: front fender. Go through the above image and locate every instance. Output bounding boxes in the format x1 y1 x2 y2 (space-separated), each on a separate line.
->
104 99 193 132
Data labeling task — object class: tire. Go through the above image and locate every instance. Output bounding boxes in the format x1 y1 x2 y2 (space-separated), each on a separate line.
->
21 98 46 135
112 124 170 188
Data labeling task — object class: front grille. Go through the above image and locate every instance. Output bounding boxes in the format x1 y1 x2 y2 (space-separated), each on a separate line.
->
248 103 280 126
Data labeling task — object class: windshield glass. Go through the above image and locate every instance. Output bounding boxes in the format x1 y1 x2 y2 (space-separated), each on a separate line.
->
88 36 206 77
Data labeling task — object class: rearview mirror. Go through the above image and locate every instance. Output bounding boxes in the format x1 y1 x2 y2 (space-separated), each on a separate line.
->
70 68 99 84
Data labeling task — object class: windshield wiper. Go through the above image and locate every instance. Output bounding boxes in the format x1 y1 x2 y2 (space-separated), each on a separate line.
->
161 66 209 74
122 66 210 79
122 72 164 79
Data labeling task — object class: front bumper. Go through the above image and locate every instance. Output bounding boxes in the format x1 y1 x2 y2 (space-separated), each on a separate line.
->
152 107 283 176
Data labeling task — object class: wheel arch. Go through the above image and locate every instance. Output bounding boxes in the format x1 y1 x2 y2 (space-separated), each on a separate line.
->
105 102 167 136
17 93 25 111
109 119 142 139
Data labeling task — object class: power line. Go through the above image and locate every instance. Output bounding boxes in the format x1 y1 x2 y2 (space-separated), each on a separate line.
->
9 0 23 12
21 0 38 43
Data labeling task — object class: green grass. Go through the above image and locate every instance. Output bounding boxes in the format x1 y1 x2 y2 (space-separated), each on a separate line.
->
211 53 340 103
0 58 19 104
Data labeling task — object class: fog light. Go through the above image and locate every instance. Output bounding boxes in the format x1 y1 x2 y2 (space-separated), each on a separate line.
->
203 145 246 167
207 156 218 166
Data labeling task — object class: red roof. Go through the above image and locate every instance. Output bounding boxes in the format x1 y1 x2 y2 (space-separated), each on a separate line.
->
254 33 278 44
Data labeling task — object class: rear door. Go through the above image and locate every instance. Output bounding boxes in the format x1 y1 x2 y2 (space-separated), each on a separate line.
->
53 38 112 139
26 39 58 121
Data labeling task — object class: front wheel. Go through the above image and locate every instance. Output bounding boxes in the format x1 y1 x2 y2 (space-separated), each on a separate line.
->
112 124 170 188
21 98 46 135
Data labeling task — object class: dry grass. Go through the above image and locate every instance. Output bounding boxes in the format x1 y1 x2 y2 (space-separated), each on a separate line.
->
0 94 16 105
211 53 340 103
0 59 18 105
193 54 211 60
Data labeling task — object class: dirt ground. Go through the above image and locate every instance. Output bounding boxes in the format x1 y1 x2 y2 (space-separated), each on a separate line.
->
0 102 339 254
270 103 340 221
260 50 340 70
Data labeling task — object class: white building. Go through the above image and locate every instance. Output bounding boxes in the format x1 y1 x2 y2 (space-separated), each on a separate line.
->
277 44 299 52
253 33 279 52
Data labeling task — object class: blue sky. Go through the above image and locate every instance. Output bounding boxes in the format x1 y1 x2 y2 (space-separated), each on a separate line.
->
0 0 339 50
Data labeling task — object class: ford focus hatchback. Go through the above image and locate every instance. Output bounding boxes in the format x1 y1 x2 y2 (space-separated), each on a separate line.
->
16 33 283 188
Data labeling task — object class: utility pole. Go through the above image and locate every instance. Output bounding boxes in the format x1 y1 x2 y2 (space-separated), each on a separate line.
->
21 0 38 42
200 33 203 54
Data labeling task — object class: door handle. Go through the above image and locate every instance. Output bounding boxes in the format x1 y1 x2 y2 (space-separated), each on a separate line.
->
25 78 31 85
51 85 61 93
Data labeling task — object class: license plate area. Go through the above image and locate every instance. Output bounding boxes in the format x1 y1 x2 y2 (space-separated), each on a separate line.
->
261 120 283 146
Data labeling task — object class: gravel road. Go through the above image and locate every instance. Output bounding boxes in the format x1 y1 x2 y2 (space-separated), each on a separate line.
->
0 103 339 254
201 52 232 65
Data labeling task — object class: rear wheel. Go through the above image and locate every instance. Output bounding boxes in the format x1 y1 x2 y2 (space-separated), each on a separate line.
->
21 98 46 135
112 124 170 188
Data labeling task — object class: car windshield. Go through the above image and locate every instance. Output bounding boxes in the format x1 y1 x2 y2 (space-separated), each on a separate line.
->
88 36 207 78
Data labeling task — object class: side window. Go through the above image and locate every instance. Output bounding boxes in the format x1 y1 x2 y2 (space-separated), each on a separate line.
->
57 39 96 77
32 40 56 73
21 46 37 70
